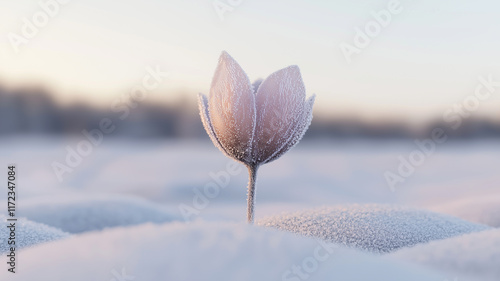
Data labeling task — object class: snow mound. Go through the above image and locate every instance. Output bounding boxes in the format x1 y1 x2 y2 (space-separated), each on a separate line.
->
0 221 446 281
392 228 500 281
0 215 69 253
257 204 490 253
429 195 500 227
18 194 177 233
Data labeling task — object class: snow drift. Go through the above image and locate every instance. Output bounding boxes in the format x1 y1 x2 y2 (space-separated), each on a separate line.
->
18 194 177 233
0 221 447 281
429 195 500 227
392 228 500 281
258 204 490 253
0 215 69 253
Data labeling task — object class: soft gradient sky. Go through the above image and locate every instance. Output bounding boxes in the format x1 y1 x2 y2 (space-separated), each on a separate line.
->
1 0 499 121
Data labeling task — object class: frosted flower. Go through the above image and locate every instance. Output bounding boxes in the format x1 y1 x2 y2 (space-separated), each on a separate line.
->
198 51 315 223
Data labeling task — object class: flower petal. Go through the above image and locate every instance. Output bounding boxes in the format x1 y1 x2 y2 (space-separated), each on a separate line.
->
252 65 306 164
209 51 256 163
264 94 315 164
198 93 231 157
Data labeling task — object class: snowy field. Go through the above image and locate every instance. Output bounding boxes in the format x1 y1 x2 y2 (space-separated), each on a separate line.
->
0 137 499 280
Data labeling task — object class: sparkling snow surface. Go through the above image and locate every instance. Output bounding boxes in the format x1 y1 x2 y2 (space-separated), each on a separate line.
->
258 205 490 253
0 215 69 253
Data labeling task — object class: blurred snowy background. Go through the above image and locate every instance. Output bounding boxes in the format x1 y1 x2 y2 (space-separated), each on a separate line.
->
1 0 500 280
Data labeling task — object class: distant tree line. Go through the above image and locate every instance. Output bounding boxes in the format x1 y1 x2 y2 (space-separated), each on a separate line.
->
1 84 499 140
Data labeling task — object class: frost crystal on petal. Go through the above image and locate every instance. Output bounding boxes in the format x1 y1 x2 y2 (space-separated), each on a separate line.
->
265 94 315 164
252 65 309 164
198 93 231 157
208 51 256 163
252 79 263 94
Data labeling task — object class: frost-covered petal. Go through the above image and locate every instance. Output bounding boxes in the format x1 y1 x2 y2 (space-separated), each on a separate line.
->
264 94 315 164
252 65 306 164
209 51 256 163
198 93 230 157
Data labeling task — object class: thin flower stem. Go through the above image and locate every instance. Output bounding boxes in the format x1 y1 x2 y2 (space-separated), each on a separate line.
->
246 164 258 224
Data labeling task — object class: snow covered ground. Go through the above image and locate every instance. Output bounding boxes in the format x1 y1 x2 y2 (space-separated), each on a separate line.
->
0 215 69 253
18 194 176 233
392 228 500 281
258 205 490 253
0 138 498 280
429 195 500 227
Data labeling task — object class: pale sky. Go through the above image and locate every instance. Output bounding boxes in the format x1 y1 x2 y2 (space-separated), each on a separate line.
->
1 0 500 122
